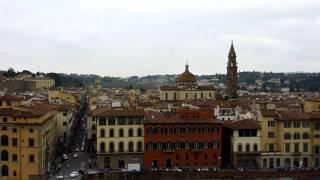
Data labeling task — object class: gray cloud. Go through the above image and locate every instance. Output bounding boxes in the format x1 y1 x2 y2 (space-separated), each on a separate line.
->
0 0 319 76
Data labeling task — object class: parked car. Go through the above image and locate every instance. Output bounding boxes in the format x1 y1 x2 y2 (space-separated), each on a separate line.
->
69 171 79 178
172 167 182 172
55 175 64 179
62 154 68 160
73 153 78 158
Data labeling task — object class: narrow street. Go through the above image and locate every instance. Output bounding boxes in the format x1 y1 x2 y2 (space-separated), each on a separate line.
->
50 109 96 180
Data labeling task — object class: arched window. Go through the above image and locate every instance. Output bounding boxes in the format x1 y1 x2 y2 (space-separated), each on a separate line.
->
209 93 212 97
253 144 258 152
137 141 143 152
174 93 176 100
167 141 171 149
137 128 142 136
1 135 8 146
109 129 114 137
1 150 8 161
100 129 105 138
100 142 105 152
119 129 124 137
195 141 200 150
147 127 152 134
1 165 9 176
109 142 114 153
129 142 134 152
246 144 250 152
118 142 124 152
185 93 188 99
165 93 168 100
185 141 190 149
238 143 242 152
128 128 133 137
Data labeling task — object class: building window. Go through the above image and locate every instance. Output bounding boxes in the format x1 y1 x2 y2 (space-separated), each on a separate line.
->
174 93 176 100
137 141 143 152
284 121 291 128
276 158 281 167
209 93 212 97
268 131 275 138
1 165 8 176
238 143 242 152
28 138 34 147
12 138 18 146
118 142 124 152
185 93 188 99
253 143 258 151
269 144 274 152
165 93 168 100
99 118 106 125
1 150 8 161
12 154 17 162
315 145 320 154
302 122 309 128
100 142 105 152
294 143 299 153
29 155 35 162
12 128 17 133
201 92 203 99
285 143 290 153
303 143 308 153
118 117 125 125
109 129 114 137
284 133 291 140
246 144 250 152
92 124 96 130
128 128 133 137
63 122 67 126
293 133 301 140
109 142 114 153
108 118 116 125
129 142 134 152
3 117 7 122
302 133 310 139
100 129 105 138
268 121 275 127
263 159 267 168
1 135 8 146
119 129 124 137
63 112 67 116
137 128 142 136
315 122 320 130
293 121 300 128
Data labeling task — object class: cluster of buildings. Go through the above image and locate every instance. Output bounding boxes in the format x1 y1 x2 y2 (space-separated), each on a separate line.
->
0 88 85 179
83 43 320 171
0 74 55 93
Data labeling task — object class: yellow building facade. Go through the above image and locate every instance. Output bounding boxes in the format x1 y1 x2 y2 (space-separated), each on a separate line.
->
0 103 57 179
95 109 145 169
25 77 55 90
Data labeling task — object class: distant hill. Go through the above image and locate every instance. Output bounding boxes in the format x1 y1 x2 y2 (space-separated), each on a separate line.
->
2 68 320 91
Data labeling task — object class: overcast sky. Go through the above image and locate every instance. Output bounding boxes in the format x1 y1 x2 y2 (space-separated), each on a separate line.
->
0 0 319 77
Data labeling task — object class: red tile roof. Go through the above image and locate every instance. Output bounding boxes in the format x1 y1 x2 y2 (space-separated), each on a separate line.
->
223 119 260 129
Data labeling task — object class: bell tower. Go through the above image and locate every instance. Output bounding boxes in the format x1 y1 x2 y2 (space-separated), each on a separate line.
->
227 41 238 99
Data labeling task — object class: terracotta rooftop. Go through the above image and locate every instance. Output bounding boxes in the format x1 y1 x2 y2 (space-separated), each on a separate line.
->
0 95 24 101
223 119 260 129
93 109 145 117
276 111 310 121
145 109 222 124
261 110 279 117
0 103 57 118
305 97 320 102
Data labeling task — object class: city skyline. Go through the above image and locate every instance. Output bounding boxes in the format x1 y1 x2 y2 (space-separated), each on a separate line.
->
1 0 320 77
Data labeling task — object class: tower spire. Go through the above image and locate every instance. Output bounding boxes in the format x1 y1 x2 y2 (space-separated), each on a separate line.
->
185 59 189 72
229 40 236 57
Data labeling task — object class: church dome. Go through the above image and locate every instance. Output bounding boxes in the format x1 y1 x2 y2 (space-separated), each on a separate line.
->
176 64 197 86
